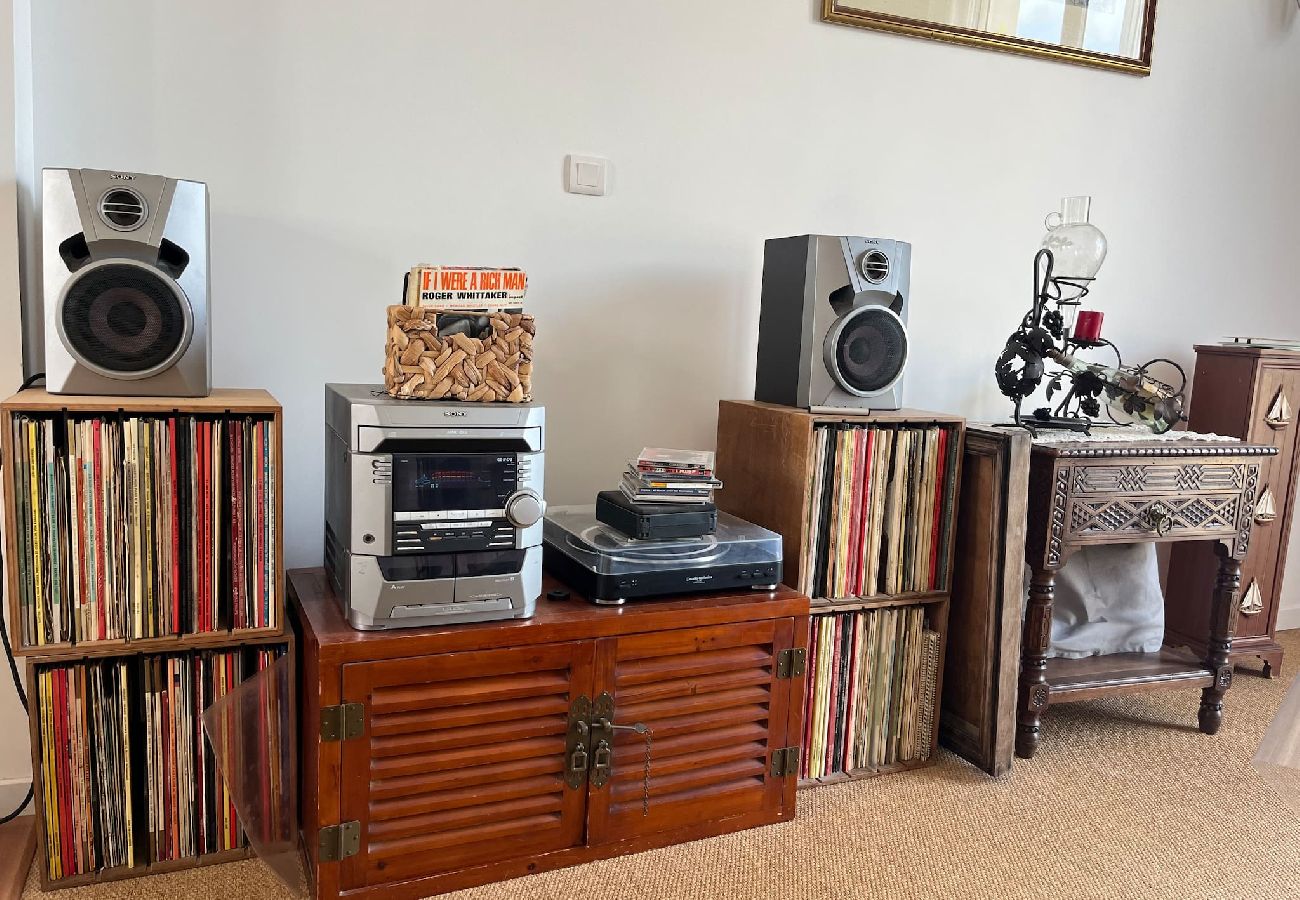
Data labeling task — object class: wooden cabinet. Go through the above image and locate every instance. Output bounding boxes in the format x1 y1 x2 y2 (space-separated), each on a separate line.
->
1167 345 1300 676
290 568 808 900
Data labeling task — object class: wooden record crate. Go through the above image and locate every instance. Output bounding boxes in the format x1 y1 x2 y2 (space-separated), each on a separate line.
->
25 632 295 891
713 400 965 786
1 388 285 658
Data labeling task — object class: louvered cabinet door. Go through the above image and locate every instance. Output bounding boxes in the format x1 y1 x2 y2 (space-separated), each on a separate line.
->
338 642 594 892
586 618 798 845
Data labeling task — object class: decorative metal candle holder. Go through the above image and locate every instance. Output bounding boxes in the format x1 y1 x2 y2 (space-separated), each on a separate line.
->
994 249 1187 435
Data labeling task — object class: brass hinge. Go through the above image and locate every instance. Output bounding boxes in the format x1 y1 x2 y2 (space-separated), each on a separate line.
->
776 648 806 679
318 821 360 862
771 746 800 778
320 702 365 742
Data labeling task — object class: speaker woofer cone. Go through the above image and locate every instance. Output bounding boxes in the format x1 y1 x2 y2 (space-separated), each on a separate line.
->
822 305 908 398
56 258 194 380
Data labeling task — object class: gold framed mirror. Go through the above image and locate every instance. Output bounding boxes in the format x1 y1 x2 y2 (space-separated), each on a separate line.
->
821 0 1158 76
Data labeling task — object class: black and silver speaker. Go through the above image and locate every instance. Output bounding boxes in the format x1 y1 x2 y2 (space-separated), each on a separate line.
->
43 168 210 396
755 234 910 411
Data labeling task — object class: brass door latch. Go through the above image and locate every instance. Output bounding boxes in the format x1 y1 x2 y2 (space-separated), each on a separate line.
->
564 695 593 790
565 693 653 815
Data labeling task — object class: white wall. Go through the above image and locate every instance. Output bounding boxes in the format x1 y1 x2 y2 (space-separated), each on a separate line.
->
14 5 1300 598
0 0 31 815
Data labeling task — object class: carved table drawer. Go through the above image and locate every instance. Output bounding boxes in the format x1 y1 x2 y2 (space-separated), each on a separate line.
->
1066 492 1242 541
1062 461 1254 542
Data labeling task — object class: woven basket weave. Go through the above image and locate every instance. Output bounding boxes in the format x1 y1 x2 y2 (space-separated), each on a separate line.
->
383 306 534 401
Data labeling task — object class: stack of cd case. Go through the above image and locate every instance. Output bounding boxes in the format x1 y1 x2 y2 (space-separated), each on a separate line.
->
621 448 721 504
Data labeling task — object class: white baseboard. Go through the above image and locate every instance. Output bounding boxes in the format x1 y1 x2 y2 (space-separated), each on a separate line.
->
1277 605 1300 632
0 777 34 817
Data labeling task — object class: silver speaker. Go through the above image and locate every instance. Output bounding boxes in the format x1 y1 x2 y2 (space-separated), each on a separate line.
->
43 168 210 396
755 234 910 411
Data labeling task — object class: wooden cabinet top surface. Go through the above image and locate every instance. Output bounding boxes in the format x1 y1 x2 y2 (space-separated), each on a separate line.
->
289 568 809 662
1 387 281 414
719 398 963 425
1193 343 1300 361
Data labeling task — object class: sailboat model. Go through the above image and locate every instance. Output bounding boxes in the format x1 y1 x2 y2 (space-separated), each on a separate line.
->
1240 581 1265 617
1256 487 1278 524
1266 390 1292 429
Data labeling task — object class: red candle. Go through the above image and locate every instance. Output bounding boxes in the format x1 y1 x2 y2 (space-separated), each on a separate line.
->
1075 310 1104 342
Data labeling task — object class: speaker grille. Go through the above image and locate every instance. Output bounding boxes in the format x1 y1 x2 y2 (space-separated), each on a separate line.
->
831 307 906 395
60 263 189 375
859 250 890 284
98 188 148 231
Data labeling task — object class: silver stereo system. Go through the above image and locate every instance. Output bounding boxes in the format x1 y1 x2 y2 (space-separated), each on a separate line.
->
754 234 910 412
43 168 210 396
325 383 545 629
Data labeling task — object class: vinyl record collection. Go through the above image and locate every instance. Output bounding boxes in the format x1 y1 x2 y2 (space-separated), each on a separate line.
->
802 607 941 780
35 646 287 881
8 413 278 649
800 423 959 600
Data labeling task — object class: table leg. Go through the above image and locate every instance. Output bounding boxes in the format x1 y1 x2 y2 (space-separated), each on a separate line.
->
1198 543 1241 736
1016 567 1055 759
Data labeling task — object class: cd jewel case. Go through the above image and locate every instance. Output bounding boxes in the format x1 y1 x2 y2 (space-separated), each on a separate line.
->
542 505 782 605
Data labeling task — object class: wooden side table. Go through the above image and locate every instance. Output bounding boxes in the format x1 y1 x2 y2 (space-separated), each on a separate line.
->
1017 439 1277 759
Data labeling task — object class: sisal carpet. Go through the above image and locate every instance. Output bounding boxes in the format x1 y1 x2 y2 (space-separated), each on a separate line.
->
22 632 1300 900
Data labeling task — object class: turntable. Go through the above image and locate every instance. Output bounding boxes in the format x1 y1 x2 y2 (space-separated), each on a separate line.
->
542 505 783 605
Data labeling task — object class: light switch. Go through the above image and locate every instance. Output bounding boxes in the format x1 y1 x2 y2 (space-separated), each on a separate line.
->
576 162 600 188
566 154 609 196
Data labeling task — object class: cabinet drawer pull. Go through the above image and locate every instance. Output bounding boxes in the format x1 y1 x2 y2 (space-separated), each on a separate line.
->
1140 504 1173 536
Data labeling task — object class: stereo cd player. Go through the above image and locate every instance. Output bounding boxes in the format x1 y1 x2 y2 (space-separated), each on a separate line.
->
325 383 545 629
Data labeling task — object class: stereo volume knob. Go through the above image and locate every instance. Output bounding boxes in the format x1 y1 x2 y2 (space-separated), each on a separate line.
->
505 490 544 528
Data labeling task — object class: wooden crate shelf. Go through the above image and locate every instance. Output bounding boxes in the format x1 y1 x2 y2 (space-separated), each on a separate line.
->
27 846 255 892
17 628 289 664
1 387 282 415
799 757 934 789
811 591 948 613
26 637 295 891
3 388 290 891
1 388 285 656
714 400 964 787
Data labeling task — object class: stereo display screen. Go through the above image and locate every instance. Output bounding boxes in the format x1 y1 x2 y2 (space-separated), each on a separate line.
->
391 453 516 512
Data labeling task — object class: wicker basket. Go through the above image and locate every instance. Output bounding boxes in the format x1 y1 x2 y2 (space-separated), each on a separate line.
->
383 306 533 401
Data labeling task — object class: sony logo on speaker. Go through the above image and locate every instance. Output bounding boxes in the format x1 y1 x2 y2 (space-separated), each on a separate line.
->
107 172 135 180
443 411 467 418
